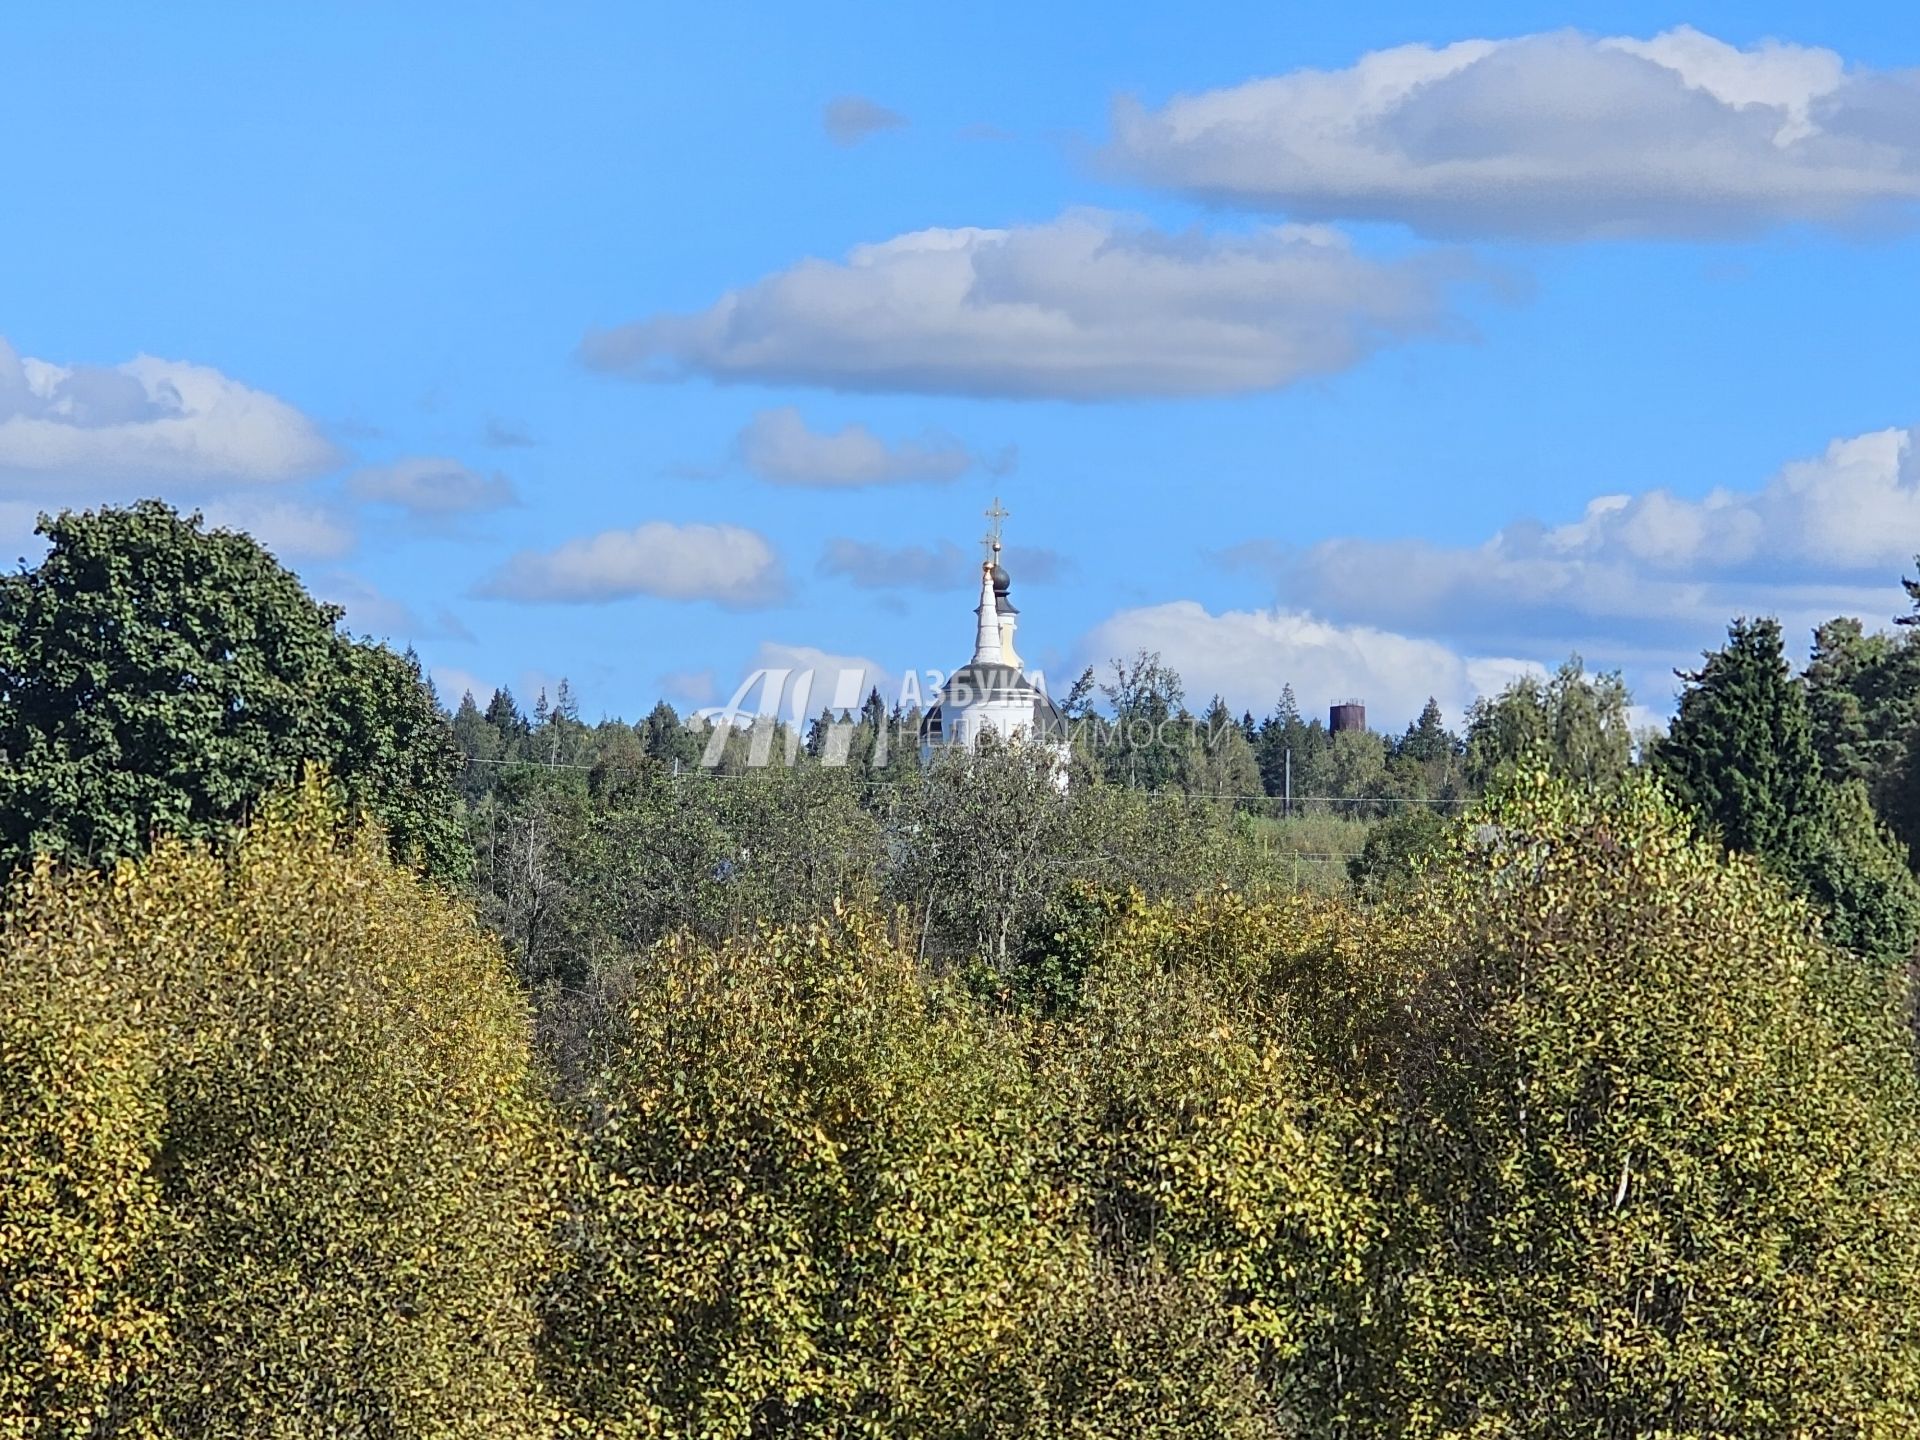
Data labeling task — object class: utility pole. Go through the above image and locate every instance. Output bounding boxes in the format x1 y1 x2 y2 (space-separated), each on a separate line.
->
1284 746 1292 820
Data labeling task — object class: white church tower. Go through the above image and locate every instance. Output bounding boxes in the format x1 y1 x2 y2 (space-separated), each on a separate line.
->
918 499 1067 768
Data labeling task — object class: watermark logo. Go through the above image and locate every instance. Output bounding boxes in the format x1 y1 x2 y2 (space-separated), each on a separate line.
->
696 665 1245 769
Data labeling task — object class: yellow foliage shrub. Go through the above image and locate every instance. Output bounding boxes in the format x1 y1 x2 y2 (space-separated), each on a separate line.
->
0 777 553 1439
0 885 167 1439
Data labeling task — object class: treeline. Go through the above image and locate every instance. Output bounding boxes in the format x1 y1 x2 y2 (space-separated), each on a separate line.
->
446 648 1638 816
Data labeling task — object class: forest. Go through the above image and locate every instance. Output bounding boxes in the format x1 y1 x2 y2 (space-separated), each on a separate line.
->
9 502 1920 1437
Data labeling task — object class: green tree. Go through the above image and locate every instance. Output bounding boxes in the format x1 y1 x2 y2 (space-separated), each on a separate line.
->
1180 694 1262 799
891 737 1071 970
1656 618 1823 864
1254 685 1327 807
1464 657 1632 788
1319 727 1389 812
1098 650 1186 789
636 698 700 768
1803 617 1913 790
1382 772 1920 1431
484 687 530 753
0 502 466 880
1806 610 1920 864
542 909 1082 1437
1799 780 1920 966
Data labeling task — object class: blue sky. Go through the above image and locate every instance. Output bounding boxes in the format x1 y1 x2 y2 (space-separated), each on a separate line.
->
6 3 1920 730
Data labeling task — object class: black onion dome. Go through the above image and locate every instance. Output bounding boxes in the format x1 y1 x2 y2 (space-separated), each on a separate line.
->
991 562 1018 614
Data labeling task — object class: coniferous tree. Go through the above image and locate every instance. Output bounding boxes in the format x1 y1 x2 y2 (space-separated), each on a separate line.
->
1806 618 1889 789
1400 698 1451 764
484 687 528 748
637 700 698 768
450 691 496 759
1657 618 1822 864
1181 695 1261 800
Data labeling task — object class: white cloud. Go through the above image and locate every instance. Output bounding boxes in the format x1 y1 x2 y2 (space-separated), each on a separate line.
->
432 666 495 708
580 211 1473 400
477 520 786 607
0 337 339 488
737 407 994 487
198 494 356 561
823 95 907 146
347 456 516 515
1255 425 1920 652
1109 26 1920 239
1081 600 1536 730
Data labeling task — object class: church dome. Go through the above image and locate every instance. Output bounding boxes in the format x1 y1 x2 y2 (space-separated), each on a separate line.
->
917 498 1067 781
991 561 1018 614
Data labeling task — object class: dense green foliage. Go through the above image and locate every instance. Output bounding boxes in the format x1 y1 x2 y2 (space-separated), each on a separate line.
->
1658 617 1824 861
1464 656 1634 789
0 503 466 881
1659 617 1920 965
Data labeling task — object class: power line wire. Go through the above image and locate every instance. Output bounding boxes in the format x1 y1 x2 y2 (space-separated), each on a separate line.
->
458 754 1475 806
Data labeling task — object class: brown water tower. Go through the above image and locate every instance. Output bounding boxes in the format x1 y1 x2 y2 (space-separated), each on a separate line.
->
1329 699 1366 734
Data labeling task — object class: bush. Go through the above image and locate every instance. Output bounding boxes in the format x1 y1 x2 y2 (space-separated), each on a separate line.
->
0 778 551 1438
0 892 167 1438
1382 771 1920 1432
1346 806 1448 900
542 906 1083 1436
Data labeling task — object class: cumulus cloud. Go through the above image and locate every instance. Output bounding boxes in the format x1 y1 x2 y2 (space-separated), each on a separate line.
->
1081 600 1536 730
823 95 908 146
0 338 339 488
1109 26 1920 239
737 408 999 487
580 211 1473 400
1236 425 1920 653
348 456 517 516
198 494 356 561
432 666 495 708
477 520 786 608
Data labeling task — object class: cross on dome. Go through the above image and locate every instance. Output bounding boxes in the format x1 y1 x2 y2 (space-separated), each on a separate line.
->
981 495 1009 563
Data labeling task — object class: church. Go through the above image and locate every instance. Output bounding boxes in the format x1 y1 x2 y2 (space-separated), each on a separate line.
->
918 501 1068 769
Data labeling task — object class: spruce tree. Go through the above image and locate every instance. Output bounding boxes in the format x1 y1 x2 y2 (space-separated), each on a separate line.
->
1657 618 1822 865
